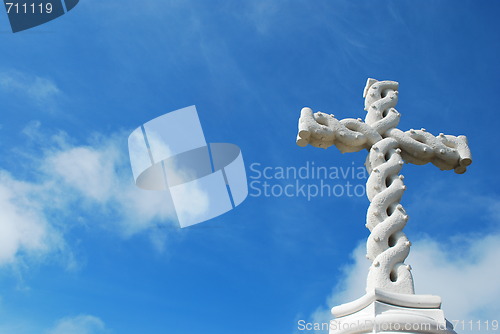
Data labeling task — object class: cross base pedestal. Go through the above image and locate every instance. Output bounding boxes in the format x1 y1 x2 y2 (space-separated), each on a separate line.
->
329 289 457 334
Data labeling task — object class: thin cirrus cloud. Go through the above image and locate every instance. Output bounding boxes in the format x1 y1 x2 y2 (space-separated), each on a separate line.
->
0 69 179 266
45 314 108 334
0 170 64 266
0 70 60 109
0 126 182 269
41 132 179 233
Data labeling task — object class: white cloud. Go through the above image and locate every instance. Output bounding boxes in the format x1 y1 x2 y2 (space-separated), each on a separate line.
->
45 146 118 202
0 126 183 269
0 170 64 266
308 231 500 333
410 235 500 323
41 133 178 236
40 132 180 235
46 315 108 334
308 242 367 334
0 71 60 108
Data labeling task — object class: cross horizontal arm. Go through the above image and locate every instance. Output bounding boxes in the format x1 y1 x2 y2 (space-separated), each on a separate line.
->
296 108 472 174
385 127 471 174
296 107 381 152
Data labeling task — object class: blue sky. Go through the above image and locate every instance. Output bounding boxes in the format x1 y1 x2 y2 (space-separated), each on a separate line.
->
0 1 499 333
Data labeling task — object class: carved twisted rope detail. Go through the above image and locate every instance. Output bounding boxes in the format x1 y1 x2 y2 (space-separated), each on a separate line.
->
363 79 472 174
365 138 413 293
296 78 473 295
364 80 414 293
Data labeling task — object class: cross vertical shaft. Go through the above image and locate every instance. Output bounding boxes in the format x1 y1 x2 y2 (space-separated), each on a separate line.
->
365 137 413 293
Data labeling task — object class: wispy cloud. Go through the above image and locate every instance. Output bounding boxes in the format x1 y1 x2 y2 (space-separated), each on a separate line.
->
0 124 182 271
0 70 60 110
410 234 500 323
0 170 64 266
306 242 366 334
46 314 109 334
37 130 180 234
241 1 281 35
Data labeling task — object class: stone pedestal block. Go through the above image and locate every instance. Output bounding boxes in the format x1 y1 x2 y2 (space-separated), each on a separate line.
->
330 289 457 334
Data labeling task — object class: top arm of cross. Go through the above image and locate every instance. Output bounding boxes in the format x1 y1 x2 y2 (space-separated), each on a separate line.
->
296 79 472 174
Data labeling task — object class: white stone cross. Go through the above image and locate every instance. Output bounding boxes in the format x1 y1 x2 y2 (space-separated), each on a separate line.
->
296 78 472 294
